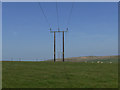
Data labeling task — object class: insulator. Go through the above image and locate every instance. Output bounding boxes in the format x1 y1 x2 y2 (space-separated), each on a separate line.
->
58 27 60 31
66 28 68 31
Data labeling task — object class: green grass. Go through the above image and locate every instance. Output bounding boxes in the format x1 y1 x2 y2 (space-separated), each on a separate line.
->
2 61 118 88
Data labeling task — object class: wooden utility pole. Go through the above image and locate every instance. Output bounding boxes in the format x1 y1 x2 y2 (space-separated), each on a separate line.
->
54 32 56 62
63 31 64 62
50 28 68 62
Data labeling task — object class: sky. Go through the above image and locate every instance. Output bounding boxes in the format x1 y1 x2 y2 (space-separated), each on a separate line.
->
2 2 118 60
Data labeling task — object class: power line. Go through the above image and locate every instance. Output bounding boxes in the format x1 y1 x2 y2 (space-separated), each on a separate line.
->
66 3 74 28
56 2 61 60
38 2 51 28
56 2 59 29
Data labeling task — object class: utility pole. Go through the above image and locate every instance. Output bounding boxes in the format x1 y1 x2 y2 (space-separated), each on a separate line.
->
11 57 13 61
50 28 68 62
54 32 56 62
19 58 21 61
63 31 64 62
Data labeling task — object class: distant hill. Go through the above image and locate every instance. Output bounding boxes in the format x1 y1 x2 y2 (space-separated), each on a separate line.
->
55 55 118 62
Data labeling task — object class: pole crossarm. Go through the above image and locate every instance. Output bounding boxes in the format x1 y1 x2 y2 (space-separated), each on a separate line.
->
50 30 68 33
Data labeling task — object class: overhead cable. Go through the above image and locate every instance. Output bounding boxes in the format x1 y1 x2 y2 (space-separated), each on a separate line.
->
38 2 51 28
67 3 74 28
56 2 60 30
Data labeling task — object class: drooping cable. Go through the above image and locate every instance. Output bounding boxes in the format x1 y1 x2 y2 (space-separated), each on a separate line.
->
56 2 61 59
59 32 61 59
38 2 51 28
66 2 74 28
56 2 59 29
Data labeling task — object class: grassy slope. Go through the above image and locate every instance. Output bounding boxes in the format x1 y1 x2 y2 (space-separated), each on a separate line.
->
64 56 118 62
2 61 118 88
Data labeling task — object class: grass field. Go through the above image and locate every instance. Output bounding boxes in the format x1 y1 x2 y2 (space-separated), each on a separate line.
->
2 61 118 88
